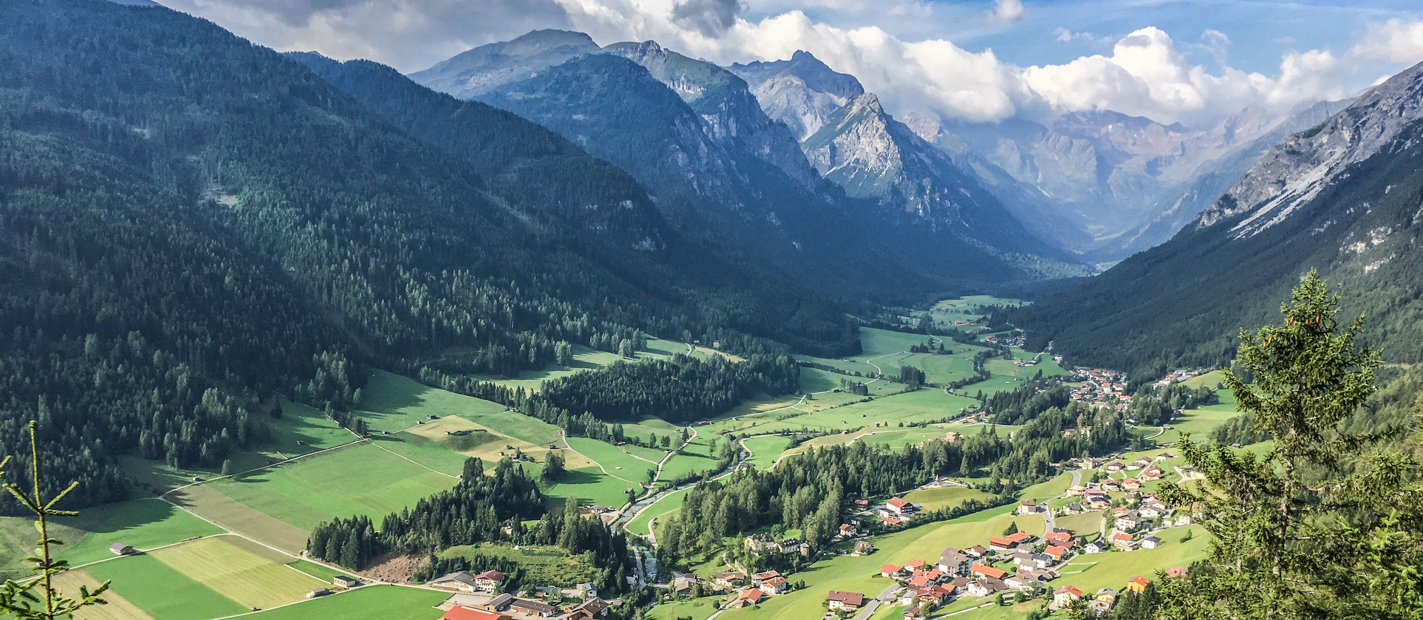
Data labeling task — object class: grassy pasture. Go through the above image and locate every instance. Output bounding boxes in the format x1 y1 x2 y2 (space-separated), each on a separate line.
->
0 498 222 574
1056 511 1106 537
149 536 327 609
646 597 722 620
1053 525 1210 593
741 435 793 469
541 467 636 507
426 337 725 394
84 554 248 620
901 486 991 512
1146 389 1240 445
627 489 688 537
247 584 447 620
354 371 559 445
565 437 654 483
286 559 357 583
658 452 720 481
209 442 457 532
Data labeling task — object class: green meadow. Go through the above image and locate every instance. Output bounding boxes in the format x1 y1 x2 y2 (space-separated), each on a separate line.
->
84 554 249 620
210 442 457 531
0 498 223 571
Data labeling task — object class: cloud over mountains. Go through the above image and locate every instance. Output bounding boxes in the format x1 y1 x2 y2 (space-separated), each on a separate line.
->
158 0 1422 128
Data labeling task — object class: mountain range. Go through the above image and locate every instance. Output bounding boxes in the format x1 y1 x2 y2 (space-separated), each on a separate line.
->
412 30 1094 294
1013 59 1423 378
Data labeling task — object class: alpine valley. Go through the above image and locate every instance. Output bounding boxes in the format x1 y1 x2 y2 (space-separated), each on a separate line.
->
1 3 1421 620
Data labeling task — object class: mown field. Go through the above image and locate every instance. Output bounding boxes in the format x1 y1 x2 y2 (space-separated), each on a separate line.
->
247 585 448 620
149 536 328 609
84 554 249 620
207 442 458 532
901 486 992 512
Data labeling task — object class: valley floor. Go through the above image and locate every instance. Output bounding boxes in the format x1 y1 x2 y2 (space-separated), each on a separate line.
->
2 297 1252 620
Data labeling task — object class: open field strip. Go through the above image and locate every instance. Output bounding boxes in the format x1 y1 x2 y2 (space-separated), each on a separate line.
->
149 536 328 609
206 442 457 532
163 485 313 553
902 486 992 512
54 570 155 620
421 338 731 394
242 584 447 620
85 554 249 620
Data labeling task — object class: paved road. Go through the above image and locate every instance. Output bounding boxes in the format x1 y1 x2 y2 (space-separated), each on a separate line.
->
850 584 901 620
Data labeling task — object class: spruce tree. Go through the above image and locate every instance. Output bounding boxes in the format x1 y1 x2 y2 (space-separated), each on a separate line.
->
1157 271 1423 619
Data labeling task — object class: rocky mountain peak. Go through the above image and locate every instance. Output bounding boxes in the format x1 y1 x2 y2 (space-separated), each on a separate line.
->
1196 59 1423 237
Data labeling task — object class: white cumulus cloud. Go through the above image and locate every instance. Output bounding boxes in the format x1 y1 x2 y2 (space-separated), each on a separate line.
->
986 0 1026 24
1352 18 1423 65
157 0 1365 128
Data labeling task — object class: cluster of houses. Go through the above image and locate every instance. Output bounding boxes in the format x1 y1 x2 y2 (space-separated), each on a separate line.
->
430 571 607 620
743 533 812 557
979 334 1026 348
1152 369 1203 389
1069 369 1131 410
870 525 1089 618
714 570 791 608
872 497 917 527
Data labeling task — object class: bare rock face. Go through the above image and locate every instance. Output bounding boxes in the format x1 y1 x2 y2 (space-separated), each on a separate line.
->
1198 61 1423 238
729 51 865 141
604 41 821 189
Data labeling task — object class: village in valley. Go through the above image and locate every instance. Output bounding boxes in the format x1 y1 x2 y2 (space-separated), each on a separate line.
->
646 446 1198 620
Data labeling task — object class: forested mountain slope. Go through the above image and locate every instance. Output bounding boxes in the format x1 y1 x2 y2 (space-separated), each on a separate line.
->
0 0 856 508
1011 60 1423 380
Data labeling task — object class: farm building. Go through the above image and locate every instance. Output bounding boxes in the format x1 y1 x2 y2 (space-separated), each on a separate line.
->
430 571 479 593
109 543 135 556
827 590 864 610
568 598 609 619
332 575 359 588
511 599 560 617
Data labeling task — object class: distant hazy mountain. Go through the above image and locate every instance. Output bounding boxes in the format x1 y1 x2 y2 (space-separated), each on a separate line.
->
935 105 1344 258
408 29 599 99
1013 60 1423 375
728 51 865 141
728 50 1351 260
